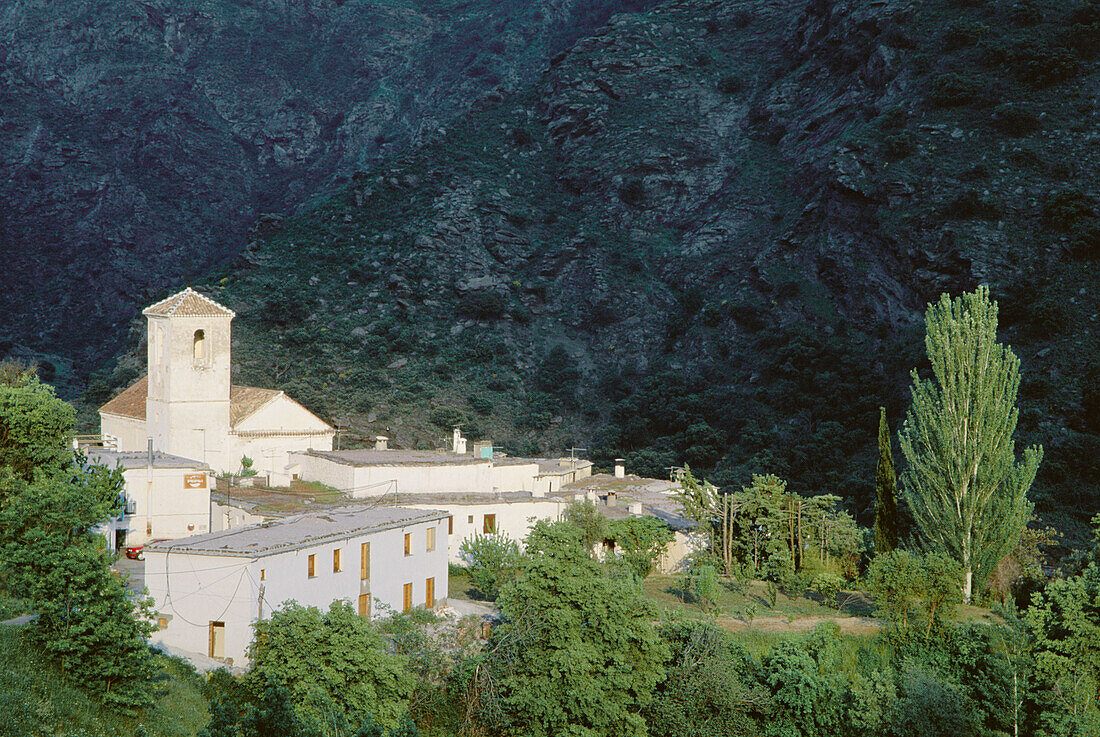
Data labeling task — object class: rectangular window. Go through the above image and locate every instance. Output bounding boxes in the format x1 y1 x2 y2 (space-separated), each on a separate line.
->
448 515 453 535
483 514 497 534
209 621 225 659
260 568 266 581
425 577 435 608
467 515 474 524
403 583 413 612
157 617 168 631
360 542 370 580
358 593 371 618
333 548 342 573
426 527 436 552
404 533 411 557
308 554 316 578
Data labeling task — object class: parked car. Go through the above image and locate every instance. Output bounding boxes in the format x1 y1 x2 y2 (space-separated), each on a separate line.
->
124 539 167 561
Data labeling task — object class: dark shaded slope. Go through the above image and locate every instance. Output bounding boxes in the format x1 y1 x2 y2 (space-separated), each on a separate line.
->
0 0 658 380
95 0 1100 542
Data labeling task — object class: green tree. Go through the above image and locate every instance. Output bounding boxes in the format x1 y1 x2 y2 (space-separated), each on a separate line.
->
899 287 1043 602
248 601 416 733
646 621 769 737
1025 518 1100 735
487 520 669 737
0 461 156 712
563 498 611 555
0 366 75 484
874 407 900 555
866 551 962 637
458 533 522 601
608 516 674 580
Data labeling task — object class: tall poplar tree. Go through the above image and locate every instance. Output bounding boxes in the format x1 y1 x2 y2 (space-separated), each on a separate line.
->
899 286 1042 603
874 407 900 554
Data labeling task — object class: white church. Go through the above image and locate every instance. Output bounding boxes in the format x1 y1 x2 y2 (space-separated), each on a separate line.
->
100 288 334 485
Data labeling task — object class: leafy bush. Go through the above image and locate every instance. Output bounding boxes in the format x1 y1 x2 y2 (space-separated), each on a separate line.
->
428 406 465 429
467 392 494 415
718 75 744 94
882 131 915 160
458 533 522 600
1008 41 1078 86
929 72 982 107
457 291 504 319
1043 188 1095 231
990 102 1040 136
942 189 1000 219
943 19 990 50
811 572 845 609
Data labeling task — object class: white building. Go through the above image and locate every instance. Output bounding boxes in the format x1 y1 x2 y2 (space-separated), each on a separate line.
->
99 288 335 485
86 447 212 550
290 445 593 498
400 493 568 562
145 506 449 666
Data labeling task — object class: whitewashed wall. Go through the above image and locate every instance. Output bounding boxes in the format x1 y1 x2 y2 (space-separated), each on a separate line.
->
405 500 566 562
291 453 492 495
147 515 449 666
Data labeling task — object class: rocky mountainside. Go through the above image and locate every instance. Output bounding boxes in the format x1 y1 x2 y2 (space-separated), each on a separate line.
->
15 0 1100 541
0 0 657 373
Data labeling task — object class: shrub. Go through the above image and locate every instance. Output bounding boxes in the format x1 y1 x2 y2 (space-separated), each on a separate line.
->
1069 221 1100 260
942 189 999 219
457 291 504 319
689 565 721 612
467 392 494 415
1009 41 1079 87
1044 188 1095 230
990 102 1040 136
811 572 845 609
428 406 465 428
882 131 915 160
929 72 982 107
619 177 645 206
943 19 990 50
458 533 522 600
718 75 744 94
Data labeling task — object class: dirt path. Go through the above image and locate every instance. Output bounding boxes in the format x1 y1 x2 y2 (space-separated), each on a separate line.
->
715 614 881 635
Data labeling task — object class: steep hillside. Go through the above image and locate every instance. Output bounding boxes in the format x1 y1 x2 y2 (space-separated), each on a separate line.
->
85 0 1100 542
0 0 657 379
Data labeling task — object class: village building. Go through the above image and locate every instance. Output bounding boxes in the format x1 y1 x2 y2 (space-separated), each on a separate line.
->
99 288 334 485
289 430 593 498
145 506 448 666
86 446 213 551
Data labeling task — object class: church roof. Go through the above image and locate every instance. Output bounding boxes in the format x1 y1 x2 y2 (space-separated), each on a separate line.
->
99 375 148 420
143 287 235 318
99 377 297 429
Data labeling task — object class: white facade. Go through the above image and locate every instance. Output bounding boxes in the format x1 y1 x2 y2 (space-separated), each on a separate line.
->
405 498 568 562
100 288 335 485
290 450 493 496
87 449 212 549
146 507 449 666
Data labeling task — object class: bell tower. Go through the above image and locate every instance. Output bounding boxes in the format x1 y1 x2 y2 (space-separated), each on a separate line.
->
143 288 234 468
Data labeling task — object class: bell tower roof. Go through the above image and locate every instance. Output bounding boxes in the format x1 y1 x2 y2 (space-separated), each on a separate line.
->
143 287 235 318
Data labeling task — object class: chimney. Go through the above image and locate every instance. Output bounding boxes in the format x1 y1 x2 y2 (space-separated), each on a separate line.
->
614 459 625 478
606 491 617 507
375 436 389 451
452 427 467 455
629 501 643 515
147 437 154 468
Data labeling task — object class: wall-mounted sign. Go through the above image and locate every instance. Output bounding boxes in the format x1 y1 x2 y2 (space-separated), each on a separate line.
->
184 473 207 489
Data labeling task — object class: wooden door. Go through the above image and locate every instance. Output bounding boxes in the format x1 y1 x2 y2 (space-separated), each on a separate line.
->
360 542 370 580
358 593 371 618
403 583 412 612
425 577 435 608
209 621 225 659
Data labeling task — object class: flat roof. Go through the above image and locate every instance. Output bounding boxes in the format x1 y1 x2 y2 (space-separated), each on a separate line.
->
85 448 208 471
146 506 447 558
300 449 489 467
393 491 564 506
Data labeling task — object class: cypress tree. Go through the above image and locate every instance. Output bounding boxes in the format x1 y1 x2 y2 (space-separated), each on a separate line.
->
899 286 1043 603
873 407 899 555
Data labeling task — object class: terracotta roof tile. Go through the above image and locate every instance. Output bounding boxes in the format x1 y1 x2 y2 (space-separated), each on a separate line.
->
99 375 148 420
142 288 235 318
98 377 284 427
229 385 282 427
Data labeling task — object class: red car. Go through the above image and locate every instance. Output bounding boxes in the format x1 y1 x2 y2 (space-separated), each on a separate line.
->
124 539 167 561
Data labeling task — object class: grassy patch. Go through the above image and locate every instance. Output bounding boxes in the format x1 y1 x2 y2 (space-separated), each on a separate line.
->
0 626 209 737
